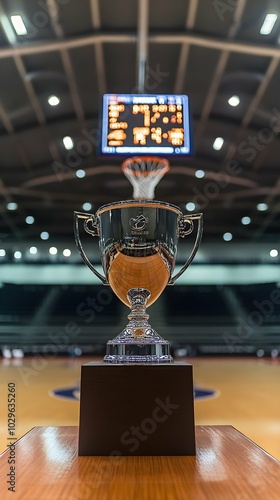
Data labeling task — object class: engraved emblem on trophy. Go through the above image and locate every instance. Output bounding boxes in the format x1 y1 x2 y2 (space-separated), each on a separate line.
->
74 160 203 364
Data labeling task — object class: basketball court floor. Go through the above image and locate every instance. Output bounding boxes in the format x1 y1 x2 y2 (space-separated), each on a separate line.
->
0 356 279 460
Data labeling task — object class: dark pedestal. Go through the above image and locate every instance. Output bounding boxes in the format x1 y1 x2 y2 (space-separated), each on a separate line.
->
78 362 196 456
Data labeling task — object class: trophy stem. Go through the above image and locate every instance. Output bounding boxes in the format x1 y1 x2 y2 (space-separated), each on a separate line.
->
103 288 173 363
126 288 153 336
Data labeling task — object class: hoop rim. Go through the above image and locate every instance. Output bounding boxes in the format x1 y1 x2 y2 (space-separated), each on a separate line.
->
122 156 170 177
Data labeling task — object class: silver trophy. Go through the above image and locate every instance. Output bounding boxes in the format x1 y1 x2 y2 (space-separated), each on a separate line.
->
74 199 203 363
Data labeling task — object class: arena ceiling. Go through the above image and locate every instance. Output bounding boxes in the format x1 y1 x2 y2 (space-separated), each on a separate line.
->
0 0 280 264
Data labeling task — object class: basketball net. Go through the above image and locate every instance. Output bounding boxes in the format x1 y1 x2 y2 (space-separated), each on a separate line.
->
122 156 170 200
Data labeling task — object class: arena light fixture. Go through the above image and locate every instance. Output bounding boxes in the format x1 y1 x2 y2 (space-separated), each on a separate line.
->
76 169 86 178
257 203 268 211
48 95 60 106
82 202 92 211
213 137 224 151
7 202 18 211
63 136 74 150
11 15 27 35
270 249 278 258
228 95 240 107
49 247 58 255
260 14 278 35
223 232 233 241
25 215 35 224
195 170 205 179
186 202 195 211
241 216 251 225
40 231 49 240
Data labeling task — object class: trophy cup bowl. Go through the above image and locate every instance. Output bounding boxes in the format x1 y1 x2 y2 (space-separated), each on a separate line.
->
74 200 203 363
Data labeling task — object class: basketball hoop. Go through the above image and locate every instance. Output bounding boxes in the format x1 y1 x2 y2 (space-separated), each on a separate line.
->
122 156 170 200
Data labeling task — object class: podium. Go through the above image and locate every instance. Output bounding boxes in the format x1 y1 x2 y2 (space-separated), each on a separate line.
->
78 362 196 455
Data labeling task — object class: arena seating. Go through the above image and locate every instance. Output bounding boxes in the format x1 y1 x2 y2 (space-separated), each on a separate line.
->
0 283 279 356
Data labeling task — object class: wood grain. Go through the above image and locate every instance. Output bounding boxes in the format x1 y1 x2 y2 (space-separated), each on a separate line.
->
0 426 279 500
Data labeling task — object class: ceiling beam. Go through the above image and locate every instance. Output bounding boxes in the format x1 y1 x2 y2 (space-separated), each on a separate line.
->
20 162 257 190
137 0 149 92
90 0 106 96
174 0 199 94
0 2 62 170
0 102 31 171
45 0 86 126
242 58 279 129
0 33 135 59
1 29 280 59
220 56 279 165
219 56 279 237
195 0 247 147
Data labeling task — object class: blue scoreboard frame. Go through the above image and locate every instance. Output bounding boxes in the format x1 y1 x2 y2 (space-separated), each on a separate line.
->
99 94 192 157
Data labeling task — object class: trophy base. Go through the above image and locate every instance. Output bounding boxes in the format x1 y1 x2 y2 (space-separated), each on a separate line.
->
103 293 173 363
104 339 173 363
103 334 173 363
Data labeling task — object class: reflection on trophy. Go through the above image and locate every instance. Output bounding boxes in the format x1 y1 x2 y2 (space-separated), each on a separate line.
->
74 156 203 364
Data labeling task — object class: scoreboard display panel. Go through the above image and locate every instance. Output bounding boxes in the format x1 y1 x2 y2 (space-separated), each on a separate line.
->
99 94 192 157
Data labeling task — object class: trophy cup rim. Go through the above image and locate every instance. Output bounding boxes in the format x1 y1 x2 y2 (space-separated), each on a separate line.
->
96 199 183 217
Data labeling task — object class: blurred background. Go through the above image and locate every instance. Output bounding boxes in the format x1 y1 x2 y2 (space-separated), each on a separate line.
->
0 0 280 358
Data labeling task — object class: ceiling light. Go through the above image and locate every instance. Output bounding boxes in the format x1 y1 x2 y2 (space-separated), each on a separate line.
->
25 215 35 225
260 14 278 35
257 203 268 211
63 249 71 257
48 95 60 106
10 15 27 36
29 246 38 255
82 202 92 211
49 247 58 255
0 249 6 257
7 202 18 211
186 202 195 211
14 251 22 259
213 137 224 151
40 231 49 240
241 216 251 225
76 169 86 178
223 232 233 241
195 170 205 179
63 136 74 150
270 249 278 258
228 95 240 107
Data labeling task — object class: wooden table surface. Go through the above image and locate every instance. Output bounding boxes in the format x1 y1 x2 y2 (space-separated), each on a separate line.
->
0 426 279 500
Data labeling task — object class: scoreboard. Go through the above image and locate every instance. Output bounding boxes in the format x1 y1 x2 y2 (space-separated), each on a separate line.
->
99 94 192 157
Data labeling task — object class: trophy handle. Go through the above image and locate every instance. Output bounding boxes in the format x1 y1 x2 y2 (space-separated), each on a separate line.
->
169 213 203 285
74 211 108 285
